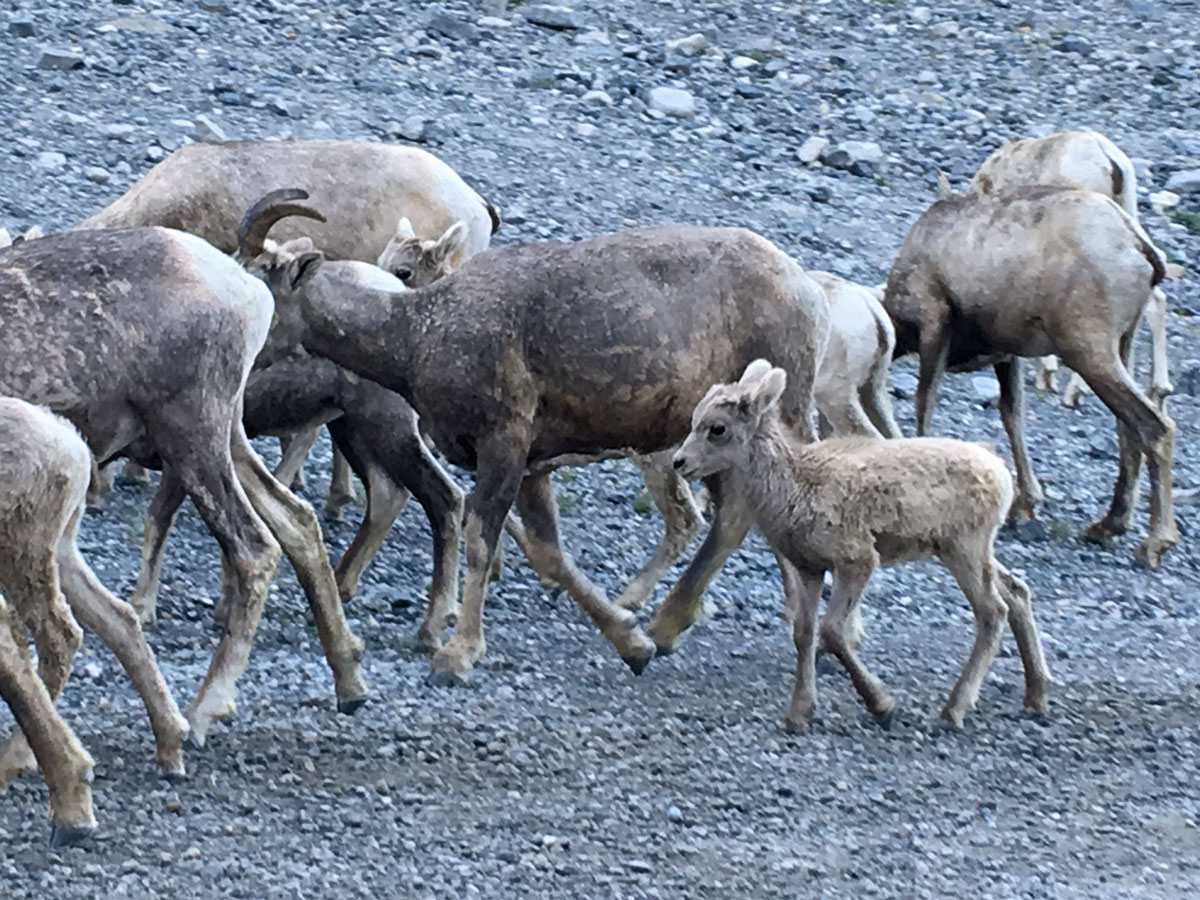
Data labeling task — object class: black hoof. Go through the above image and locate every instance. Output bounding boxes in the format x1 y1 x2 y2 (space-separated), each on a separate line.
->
337 694 370 716
425 669 470 688
874 708 895 731
623 650 654 676
49 823 94 848
158 765 189 783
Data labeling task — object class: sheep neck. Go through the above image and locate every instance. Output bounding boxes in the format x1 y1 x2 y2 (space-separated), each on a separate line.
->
727 414 821 554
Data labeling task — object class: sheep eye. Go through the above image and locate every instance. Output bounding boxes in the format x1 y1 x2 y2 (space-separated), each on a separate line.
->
395 268 413 282
709 424 726 438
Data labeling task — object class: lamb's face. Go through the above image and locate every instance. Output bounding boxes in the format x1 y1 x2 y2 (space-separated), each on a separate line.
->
376 218 467 288
673 388 749 480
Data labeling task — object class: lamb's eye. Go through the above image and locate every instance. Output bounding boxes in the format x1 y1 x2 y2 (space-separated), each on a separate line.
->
709 424 726 438
395 268 413 282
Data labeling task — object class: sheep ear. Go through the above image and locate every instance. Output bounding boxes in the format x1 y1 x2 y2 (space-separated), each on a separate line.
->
748 368 787 416
395 217 416 239
289 251 324 290
737 359 773 386
936 169 953 199
431 221 467 262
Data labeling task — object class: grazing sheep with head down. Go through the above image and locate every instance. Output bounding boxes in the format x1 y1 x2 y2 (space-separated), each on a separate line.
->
953 128 1172 407
883 185 1177 567
673 361 1051 732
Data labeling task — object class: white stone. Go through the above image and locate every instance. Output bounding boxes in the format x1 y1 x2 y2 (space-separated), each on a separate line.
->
666 33 707 56
797 136 829 164
1150 190 1180 212
647 86 697 119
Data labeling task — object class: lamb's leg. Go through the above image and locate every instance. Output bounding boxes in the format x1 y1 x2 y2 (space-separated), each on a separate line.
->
274 427 318 491
781 567 824 734
937 545 1008 728
1145 287 1172 406
994 358 1042 521
512 473 656 672
230 427 369 714
646 474 754 656
429 439 527 683
0 557 81 783
57 519 189 777
0 600 95 847
1035 355 1058 393
615 451 704 611
1063 336 1178 567
129 467 187 624
324 443 358 522
818 395 884 439
1061 372 1092 408
914 315 950 436
994 563 1050 713
821 557 895 720
333 464 411 599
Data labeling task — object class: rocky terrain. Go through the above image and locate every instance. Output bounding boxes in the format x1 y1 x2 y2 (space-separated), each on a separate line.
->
2 1 1200 898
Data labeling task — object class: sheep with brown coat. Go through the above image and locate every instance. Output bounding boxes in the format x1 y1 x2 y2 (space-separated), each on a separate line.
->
673 361 1051 732
883 185 1177 567
238 191 831 681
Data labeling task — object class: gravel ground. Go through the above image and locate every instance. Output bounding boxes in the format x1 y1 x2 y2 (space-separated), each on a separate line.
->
3 1 1200 897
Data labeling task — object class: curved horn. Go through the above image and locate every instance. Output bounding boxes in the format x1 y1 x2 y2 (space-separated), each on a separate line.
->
236 188 327 259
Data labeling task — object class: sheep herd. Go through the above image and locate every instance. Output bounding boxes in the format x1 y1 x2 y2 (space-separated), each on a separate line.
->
0 126 1179 846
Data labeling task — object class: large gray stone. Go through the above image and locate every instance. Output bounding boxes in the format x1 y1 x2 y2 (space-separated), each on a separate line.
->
647 86 697 118
522 4 584 30
37 47 84 70
1165 169 1200 193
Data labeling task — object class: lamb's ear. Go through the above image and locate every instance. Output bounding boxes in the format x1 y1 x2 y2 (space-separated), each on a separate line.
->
395 217 416 239
430 221 467 262
748 367 787 416
737 359 773 386
289 251 324 290
936 168 954 199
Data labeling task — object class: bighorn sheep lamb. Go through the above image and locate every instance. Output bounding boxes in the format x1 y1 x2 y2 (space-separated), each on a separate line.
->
76 138 500 516
0 398 188 793
0 228 368 746
957 128 1171 407
673 361 1051 732
884 185 1177 567
241 191 830 681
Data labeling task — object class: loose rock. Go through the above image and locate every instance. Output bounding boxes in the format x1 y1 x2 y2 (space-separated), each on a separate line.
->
647 86 698 118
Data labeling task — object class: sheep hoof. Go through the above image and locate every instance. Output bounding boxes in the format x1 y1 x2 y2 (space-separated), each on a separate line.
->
337 693 370 716
872 696 897 728
935 707 966 731
49 823 95 849
424 669 471 688
779 715 811 735
622 646 655 676
1084 517 1126 543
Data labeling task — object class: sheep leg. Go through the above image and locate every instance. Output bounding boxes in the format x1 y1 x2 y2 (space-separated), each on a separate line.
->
429 440 527 683
818 395 884 439
274 427 317 491
129 466 187 624
117 460 151 487
1061 372 1091 408
1064 337 1178 567
333 464 411 599
0 556 81 785
780 567 823 734
995 563 1050 713
816 410 834 440
860 362 902 439
994 358 1042 521
615 451 704 611
324 443 359 522
1035 355 1058 393
57 514 189 777
938 545 1008 728
647 475 754 656
0 599 95 847
507 473 657 672
230 427 369 714
914 317 950 436
1145 287 1172 406
822 558 895 720
166 430 280 746
1080 333 1142 538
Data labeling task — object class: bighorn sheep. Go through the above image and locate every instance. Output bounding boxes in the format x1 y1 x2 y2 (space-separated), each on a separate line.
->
0 397 188 794
953 128 1171 407
808 271 901 440
241 190 830 681
673 361 1051 732
884 185 1177 567
0 228 368 745
76 138 500 516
